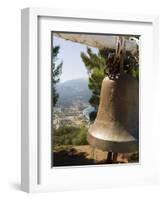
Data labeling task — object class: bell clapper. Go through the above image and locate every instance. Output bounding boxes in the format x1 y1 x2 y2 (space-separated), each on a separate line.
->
106 151 113 163
91 146 97 164
112 152 118 163
106 151 118 164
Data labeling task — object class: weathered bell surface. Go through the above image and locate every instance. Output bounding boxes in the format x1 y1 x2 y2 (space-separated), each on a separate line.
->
87 74 139 153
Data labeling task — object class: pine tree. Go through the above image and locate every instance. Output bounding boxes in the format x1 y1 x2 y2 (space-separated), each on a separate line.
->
52 46 63 106
81 47 110 109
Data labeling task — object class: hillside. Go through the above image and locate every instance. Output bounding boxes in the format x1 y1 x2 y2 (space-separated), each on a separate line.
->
56 78 92 107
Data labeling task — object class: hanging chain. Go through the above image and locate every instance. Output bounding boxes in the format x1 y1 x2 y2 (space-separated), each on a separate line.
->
104 36 126 80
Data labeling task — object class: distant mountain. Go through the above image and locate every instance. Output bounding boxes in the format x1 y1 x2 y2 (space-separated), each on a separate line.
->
56 78 92 107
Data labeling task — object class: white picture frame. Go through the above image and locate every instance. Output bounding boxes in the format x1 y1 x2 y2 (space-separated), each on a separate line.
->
21 7 159 193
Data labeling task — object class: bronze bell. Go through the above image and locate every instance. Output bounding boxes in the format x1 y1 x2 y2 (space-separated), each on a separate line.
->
87 74 139 153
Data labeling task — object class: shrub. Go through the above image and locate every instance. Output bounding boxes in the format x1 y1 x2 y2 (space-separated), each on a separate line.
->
53 125 88 149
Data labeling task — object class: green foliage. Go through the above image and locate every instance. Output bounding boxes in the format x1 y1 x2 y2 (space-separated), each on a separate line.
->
89 111 97 122
53 125 88 149
52 46 63 106
123 51 139 80
81 47 109 108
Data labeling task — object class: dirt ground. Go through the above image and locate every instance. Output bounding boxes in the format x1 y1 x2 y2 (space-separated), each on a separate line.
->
53 145 139 167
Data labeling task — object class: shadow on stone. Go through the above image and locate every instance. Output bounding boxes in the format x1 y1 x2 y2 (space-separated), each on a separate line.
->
52 148 105 167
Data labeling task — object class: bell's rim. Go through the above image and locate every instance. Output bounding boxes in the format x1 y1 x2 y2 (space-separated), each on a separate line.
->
87 133 138 153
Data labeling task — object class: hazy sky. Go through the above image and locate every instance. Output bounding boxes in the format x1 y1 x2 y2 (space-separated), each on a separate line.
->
53 35 98 83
